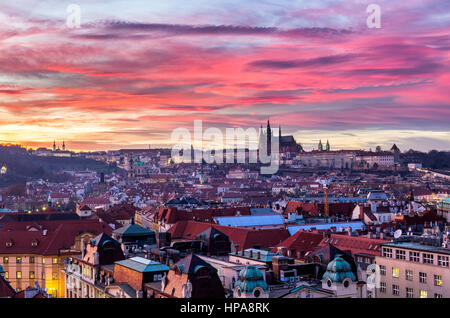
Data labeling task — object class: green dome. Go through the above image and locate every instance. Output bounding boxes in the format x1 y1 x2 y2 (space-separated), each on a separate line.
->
0 265 5 274
234 265 268 293
322 254 357 284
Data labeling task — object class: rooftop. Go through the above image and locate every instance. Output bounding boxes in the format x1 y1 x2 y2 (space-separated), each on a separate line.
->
115 257 169 273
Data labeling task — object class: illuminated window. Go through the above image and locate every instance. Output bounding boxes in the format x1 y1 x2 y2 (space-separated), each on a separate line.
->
16 257 22 264
29 271 35 279
52 273 58 280
52 257 58 264
16 271 22 279
3 257 8 264
42 272 45 280
5 271 8 279
392 267 400 278
420 290 428 298
405 270 413 281
419 272 427 284
42 258 45 264
434 275 443 286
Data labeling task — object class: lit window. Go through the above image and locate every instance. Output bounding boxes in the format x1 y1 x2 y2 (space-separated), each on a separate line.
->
52 258 58 264
5 271 8 279
3 257 8 264
42 258 45 264
16 257 22 264
29 271 35 279
420 290 428 298
52 273 58 280
434 275 443 286
16 271 22 279
392 267 400 278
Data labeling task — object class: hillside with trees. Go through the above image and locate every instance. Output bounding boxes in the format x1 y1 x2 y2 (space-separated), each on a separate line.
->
0 145 121 187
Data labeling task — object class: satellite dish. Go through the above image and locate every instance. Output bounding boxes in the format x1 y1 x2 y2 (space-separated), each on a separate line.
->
394 229 402 239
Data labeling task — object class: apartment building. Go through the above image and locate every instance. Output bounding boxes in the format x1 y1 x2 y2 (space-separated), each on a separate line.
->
375 238 450 298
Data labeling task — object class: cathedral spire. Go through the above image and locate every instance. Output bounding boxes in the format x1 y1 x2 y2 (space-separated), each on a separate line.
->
318 140 323 151
326 140 330 151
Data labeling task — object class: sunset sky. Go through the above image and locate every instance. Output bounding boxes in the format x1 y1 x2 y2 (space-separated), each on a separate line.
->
0 0 449 152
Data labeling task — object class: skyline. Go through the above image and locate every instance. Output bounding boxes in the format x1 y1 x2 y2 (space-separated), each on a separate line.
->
0 0 449 152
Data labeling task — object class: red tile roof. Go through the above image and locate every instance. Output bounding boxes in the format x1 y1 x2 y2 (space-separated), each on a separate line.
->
271 231 324 259
169 221 289 251
318 233 389 256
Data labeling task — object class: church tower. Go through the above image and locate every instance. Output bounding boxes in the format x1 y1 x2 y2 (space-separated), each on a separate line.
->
326 140 330 151
266 119 272 155
53 140 56 152
62 141 66 151
318 140 323 151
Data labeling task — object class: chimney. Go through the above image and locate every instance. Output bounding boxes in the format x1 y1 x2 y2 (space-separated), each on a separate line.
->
249 250 253 258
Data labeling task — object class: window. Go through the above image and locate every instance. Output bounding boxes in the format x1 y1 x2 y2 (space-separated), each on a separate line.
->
420 290 428 298
357 256 363 263
434 275 443 286
52 257 58 264
392 284 399 296
380 265 386 276
409 251 420 262
419 272 427 284
423 253 434 264
29 257 35 264
42 272 45 280
16 271 22 279
16 257 22 264
382 248 393 258
52 273 58 280
405 270 413 281
435 293 443 298
438 255 449 267
42 258 45 264
380 282 386 293
5 271 8 279
3 257 8 264
29 271 35 279
392 267 400 278
406 288 414 298
396 250 406 260
367 290 373 298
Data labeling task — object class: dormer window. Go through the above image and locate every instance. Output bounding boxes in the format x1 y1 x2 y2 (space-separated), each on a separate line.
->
5 241 13 247
31 240 39 247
